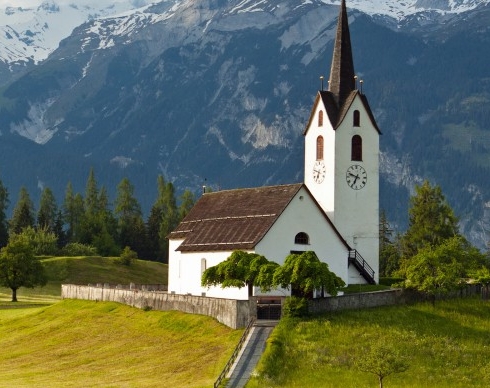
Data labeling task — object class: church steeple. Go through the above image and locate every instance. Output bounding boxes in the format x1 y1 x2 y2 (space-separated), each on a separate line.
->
328 0 355 108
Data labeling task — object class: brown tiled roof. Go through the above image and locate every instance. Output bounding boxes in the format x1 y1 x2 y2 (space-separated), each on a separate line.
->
169 184 303 252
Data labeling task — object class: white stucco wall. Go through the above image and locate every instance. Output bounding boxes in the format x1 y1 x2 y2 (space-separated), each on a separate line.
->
334 96 380 282
168 186 352 300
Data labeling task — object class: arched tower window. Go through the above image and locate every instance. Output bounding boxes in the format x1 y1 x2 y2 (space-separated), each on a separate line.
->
294 232 309 245
316 136 324 160
318 110 323 127
353 110 360 127
351 135 362 161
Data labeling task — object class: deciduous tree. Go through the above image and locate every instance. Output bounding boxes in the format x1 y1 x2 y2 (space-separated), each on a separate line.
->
273 251 345 298
400 180 459 259
355 343 409 388
202 250 277 296
0 233 47 302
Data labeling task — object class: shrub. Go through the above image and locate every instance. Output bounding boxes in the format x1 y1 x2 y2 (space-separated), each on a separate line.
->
282 296 309 318
116 246 137 266
61 243 98 256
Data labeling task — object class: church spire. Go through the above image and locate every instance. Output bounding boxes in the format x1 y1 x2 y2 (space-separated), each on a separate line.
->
328 0 355 108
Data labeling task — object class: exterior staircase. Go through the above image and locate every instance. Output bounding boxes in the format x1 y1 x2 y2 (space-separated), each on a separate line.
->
348 250 376 285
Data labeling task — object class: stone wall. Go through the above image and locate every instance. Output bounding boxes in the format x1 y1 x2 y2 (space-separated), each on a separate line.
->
62 284 252 329
308 289 405 314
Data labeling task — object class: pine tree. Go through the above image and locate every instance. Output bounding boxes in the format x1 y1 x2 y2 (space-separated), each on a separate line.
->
9 187 35 235
37 187 58 232
0 178 9 247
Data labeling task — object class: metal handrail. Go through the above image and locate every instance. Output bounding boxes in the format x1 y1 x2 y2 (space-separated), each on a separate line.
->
214 316 256 388
348 250 375 281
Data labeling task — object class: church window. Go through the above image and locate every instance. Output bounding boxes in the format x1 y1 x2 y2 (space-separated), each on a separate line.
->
294 232 309 245
318 110 323 127
316 136 324 160
201 258 207 275
353 110 360 127
351 135 362 161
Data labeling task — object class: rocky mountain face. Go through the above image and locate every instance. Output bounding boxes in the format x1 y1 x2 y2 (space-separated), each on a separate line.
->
0 0 489 248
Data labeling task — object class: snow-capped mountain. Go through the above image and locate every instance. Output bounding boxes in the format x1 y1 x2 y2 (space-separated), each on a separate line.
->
0 0 157 66
1 0 489 67
0 0 489 249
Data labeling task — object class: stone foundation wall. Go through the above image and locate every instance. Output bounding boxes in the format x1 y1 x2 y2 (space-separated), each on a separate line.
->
62 284 252 329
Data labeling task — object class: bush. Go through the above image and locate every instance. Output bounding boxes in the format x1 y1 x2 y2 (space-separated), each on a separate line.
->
116 246 137 266
61 243 98 256
282 296 309 318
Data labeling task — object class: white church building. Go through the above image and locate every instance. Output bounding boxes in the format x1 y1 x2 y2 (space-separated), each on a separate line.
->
168 0 380 300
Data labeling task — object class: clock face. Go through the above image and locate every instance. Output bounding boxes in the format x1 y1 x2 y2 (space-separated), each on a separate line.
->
313 160 326 184
346 164 367 190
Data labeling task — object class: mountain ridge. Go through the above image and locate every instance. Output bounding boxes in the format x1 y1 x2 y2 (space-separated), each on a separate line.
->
0 0 489 249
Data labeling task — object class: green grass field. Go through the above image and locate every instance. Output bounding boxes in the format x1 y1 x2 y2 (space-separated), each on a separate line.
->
0 256 241 387
0 300 242 387
247 297 490 388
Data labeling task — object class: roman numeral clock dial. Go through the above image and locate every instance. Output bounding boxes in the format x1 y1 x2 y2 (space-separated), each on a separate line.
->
346 164 367 190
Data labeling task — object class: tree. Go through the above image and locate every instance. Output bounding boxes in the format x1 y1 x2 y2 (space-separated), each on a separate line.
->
399 236 484 305
379 210 401 277
37 187 58 232
0 177 9 247
147 175 178 262
400 180 459 259
178 189 195 220
0 233 47 302
114 177 146 256
355 343 409 388
273 251 345 298
63 182 84 243
201 250 277 297
9 187 35 234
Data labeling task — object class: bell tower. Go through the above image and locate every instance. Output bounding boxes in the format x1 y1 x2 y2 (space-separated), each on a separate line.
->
304 0 380 283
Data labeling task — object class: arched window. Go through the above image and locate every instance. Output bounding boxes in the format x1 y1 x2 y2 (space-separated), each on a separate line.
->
351 135 362 161
294 232 309 245
316 136 324 160
201 258 207 275
353 110 360 127
318 110 323 127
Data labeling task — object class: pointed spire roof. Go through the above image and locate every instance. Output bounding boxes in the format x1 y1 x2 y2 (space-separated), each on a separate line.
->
328 0 355 108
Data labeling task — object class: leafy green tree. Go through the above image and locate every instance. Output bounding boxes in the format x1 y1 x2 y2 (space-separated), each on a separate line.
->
355 343 409 388
18 226 58 256
202 250 277 297
0 178 9 247
37 187 58 232
399 236 484 305
9 187 35 234
400 180 459 259
470 266 490 300
0 233 47 302
273 251 345 298
116 246 137 266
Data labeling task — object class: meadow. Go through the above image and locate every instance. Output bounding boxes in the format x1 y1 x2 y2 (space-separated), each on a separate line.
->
247 297 490 388
0 256 241 387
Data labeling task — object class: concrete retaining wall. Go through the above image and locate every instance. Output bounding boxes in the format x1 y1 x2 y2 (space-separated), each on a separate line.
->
62 284 252 329
308 289 405 313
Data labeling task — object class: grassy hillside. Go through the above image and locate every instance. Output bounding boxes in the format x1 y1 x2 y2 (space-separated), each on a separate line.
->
0 300 241 387
0 256 168 302
247 297 490 388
